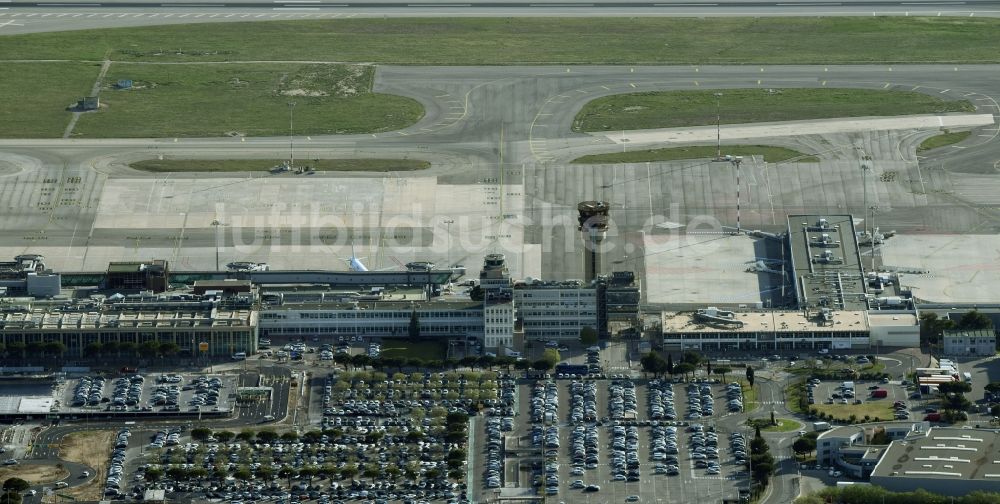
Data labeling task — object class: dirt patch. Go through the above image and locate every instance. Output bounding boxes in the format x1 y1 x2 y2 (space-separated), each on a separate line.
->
58 430 113 501
0 464 69 485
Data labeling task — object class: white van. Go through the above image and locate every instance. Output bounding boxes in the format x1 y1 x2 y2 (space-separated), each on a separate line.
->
55 482 69 489
232 352 247 361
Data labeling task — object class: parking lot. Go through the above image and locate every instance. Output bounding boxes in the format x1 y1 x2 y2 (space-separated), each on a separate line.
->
491 377 749 503
805 378 911 422
54 373 237 415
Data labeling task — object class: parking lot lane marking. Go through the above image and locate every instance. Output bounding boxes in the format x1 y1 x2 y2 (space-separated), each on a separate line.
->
601 85 610 90
940 89 951 93
912 85 921 91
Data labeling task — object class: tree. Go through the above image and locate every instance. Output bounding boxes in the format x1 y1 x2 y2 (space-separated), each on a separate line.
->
514 359 531 371
235 431 255 442
792 437 816 456
214 431 235 443
158 342 180 358
532 359 554 372
138 340 160 357
919 312 955 348
351 354 371 370
280 431 299 442
1 479 29 493
666 353 674 376
705 360 712 376
640 352 668 376
191 427 213 441
985 382 1000 395
42 341 66 358
84 342 102 358
144 468 163 482
958 310 993 330
255 430 278 443
579 326 598 346
340 464 358 480
770 410 776 426
542 348 560 367
682 350 702 366
746 365 755 388
713 366 732 383
333 353 352 370
674 362 695 380
0 492 21 504
117 341 136 358
478 355 496 370
6 342 24 360
408 310 421 339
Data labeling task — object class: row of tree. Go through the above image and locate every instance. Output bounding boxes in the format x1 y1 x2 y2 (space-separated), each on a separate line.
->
638 350 754 387
0 340 189 360
749 426 776 497
1 478 30 504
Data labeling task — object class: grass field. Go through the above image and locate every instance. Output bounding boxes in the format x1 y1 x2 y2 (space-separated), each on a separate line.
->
1 18 1000 64
71 63 422 138
130 158 430 172
763 418 803 432
572 145 818 164
918 130 973 151
573 88 974 132
0 62 101 138
381 340 448 361
0 464 69 485
59 430 114 501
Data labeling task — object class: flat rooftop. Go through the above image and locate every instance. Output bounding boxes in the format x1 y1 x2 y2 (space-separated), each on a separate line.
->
872 427 1000 482
867 313 919 328
787 215 867 311
662 310 868 334
0 308 254 330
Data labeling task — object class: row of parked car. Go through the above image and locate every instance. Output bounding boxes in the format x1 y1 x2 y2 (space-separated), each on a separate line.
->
686 383 714 419
110 375 144 409
726 382 745 413
104 428 131 498
531 381 558 424
484 417 503 489
650 425 680 476
649 380 678 421
688 423 722 475
72 376 106 406
568 381 598 424
608 380 638 420
609 424 640 482
730 431 749 468
569 424 599 470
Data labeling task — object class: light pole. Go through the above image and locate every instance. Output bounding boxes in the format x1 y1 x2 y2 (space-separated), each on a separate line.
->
288 101 297 168
869 204 880 273
714 92 724 160
443 218 454 267
211 219 223 271
859 150 872 237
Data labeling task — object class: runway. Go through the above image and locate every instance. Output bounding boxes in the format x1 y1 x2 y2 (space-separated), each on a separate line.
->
1 1 999 36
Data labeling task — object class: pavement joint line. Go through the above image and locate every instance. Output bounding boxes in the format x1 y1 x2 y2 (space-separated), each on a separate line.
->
883 82 891 89
940 88 951 93
629 83 637 88
601 85 610 90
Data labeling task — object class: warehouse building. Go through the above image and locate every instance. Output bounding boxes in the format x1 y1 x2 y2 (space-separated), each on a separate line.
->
661 308 918 351
870 427 1000 496
942 329 996 356
0 291 257 359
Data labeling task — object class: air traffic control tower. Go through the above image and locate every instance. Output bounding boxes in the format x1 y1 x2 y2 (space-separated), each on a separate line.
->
578 201 611 283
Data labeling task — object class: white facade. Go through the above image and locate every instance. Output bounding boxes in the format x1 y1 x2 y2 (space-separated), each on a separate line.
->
259 303 485 341
942 329 995 356
484 301 514 348
514 284 598 341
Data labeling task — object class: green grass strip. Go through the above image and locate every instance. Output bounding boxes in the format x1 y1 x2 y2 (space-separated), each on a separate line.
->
572 145 818 164
2 18 1000 64
573 88 973 132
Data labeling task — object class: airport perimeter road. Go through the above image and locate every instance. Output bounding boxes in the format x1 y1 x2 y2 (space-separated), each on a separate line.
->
2 1 1000 35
